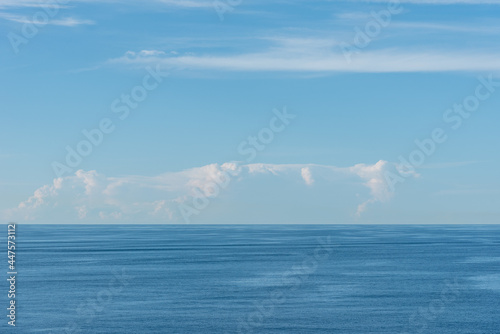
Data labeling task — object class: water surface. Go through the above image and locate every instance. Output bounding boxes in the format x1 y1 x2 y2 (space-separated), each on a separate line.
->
3 225 499 333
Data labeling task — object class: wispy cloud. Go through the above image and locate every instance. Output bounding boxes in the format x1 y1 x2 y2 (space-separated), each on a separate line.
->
0 12 94 26
109 41 500 73
391 21 500 34
154 0 214 8
0 0 214 9
0 1 69 9
3 0 500 8
419 161 481 169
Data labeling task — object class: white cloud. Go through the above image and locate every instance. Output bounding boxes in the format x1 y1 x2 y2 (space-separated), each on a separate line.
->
125 50 168 58
76 205 88 219
3 0 500 8
2 160 415 223
154 0 213 7
391 22 500 34
49 17 95 26
349 160 393 216
110 42 500 73
301 167 314 185
0 12 95 26
0 1 68 9
0 0 214 9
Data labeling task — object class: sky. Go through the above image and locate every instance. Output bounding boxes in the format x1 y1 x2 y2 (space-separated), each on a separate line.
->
1 0 499 224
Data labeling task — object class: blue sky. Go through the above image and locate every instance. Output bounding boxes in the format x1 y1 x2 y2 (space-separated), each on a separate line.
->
1 0 499 224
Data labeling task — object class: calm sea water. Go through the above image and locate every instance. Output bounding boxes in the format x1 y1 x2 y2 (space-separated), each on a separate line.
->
2 225 499 333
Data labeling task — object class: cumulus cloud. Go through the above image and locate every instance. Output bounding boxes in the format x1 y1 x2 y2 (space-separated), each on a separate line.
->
301 167 314 186
350 160 392 216
3 160 416 223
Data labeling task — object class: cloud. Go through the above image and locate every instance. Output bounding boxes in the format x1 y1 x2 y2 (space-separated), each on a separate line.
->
46 17 95 26
124 50 173 59
2 160 416 223
154 0 213 7
0 1 69 9
349 160 394 216
0 12 95 26
109 41 500 73
301 167 314 185
0 0 214 9
390 22 500 34
3 0 500 8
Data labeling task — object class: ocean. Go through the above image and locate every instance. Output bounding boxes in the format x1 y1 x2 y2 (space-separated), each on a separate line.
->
4 224 500 333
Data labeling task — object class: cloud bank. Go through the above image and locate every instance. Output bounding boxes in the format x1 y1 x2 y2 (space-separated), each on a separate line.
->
3 160 416 223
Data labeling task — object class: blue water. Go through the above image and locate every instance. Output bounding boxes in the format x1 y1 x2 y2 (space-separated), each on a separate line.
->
2 225 500 333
